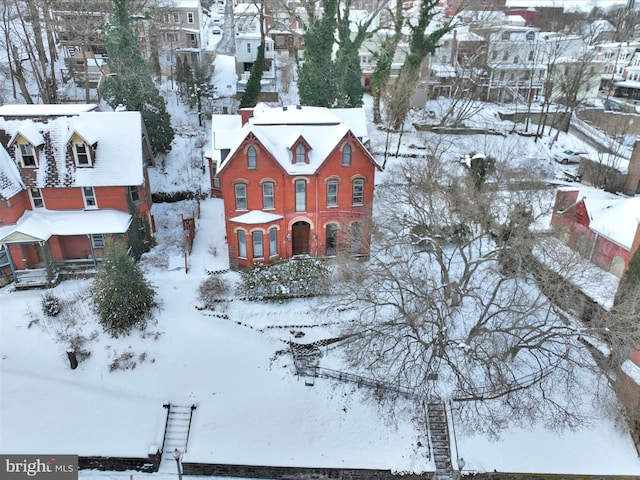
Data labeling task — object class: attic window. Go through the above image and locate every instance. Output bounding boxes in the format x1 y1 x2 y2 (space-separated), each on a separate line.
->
526 31 535 41
73 142 92 167
18 143 37 168
295 144 306 164
342 144 352 166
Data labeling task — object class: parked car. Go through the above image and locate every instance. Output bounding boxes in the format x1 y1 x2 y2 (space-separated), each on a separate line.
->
553 149 587 164
212 26 221 34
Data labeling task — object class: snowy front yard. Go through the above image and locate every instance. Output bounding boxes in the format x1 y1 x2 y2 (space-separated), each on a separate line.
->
1 198 640 477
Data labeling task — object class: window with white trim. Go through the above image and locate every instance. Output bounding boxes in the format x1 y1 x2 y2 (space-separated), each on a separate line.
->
187 12 194 23
129 186 141 203
252 231 263 258
352 179 364 205
238 230 247 257
173 12 180 22
295 144 305 164
73 142 91 166
29 188 45 208
262 182 274 209
295 180 306 212
91 234 104 248
269 228 277 257
247 42 251 53
83 186 97 208
18 143 37 167
327 180 338 206
235 183 247 210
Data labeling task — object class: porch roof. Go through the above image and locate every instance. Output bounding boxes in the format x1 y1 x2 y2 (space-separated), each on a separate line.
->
229 210 283 225
0 209 132 244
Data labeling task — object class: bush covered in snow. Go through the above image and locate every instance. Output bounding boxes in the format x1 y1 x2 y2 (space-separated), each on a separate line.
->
198 275 230 309
237 259 330 301
40 291 62 317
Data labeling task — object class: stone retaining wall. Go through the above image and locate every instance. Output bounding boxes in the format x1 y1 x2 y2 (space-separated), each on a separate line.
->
182 462 433 480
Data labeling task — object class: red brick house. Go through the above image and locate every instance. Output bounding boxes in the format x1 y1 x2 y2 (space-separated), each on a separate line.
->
211 104 380 269
0 104 154 287
551 187 640 279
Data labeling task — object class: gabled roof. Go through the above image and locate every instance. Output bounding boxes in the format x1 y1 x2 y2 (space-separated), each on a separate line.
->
8 121 45 147
584 195 640 250
0 111 145 188
0 144 23 201
0 209 132 243
216 105 378 176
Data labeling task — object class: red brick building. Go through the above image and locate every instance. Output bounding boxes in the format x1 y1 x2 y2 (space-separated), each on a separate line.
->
0 104 154 287
211 104 380 269
551 187 640 279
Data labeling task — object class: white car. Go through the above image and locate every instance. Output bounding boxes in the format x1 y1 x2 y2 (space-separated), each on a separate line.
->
553 149 587 164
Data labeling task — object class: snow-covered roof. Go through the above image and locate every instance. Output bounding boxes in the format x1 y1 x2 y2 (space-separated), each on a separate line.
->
622 359 640 386
0 111 146 188
0 104 98 117
8 121 45 147
0 144 23 201
158 0 199 8
615 80 640 89
230 210 284 225
215 105 374 176
0 208 132 243
584 195 640 250
211 115 243 150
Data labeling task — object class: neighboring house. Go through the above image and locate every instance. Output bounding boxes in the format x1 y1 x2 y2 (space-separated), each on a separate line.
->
210 104 379 269
476 25 546 102
594 40 640 92
0 104 154 288
550 187 640 279
615 48 640 103
234 2 276 92
156 0 205 75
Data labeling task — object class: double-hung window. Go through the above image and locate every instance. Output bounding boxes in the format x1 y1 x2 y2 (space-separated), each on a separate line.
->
295 180 306 212
252 231 263 258
19 144 37 167
29 188 44 208
238 231 247 258
262 182 274 209
327 180 338 206
235 184 247 210
83 186 97 208
269 228 277 257
352 179 364 205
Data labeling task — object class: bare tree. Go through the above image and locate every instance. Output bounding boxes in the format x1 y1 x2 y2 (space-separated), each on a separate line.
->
331 143 620 434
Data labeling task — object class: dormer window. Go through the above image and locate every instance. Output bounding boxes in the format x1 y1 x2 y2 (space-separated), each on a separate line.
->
295 144 306 164
73 142 92 167
18 143 37 168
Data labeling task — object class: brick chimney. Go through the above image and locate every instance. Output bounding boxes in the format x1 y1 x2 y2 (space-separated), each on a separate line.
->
240 108 254 126
624 138 640 196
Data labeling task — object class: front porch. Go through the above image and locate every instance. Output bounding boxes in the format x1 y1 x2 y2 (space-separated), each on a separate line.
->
13 258 102 290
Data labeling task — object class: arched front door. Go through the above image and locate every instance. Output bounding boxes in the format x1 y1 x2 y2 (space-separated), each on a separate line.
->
292 221 310 256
